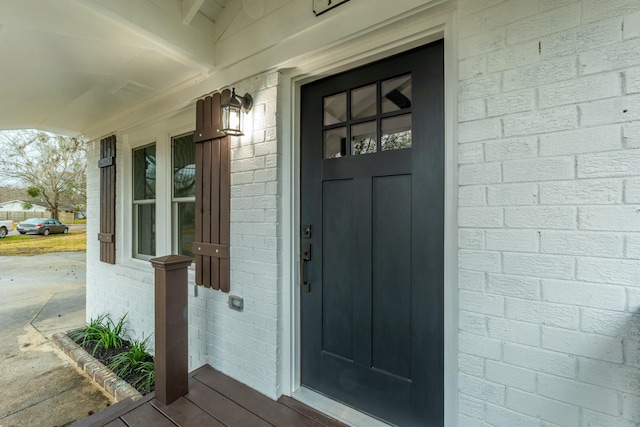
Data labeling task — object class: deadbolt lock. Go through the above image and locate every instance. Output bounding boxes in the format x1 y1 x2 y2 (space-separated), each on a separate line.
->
302 224 312 239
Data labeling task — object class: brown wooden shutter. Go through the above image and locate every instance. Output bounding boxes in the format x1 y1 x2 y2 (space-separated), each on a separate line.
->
192 90 231 292
98 135 116 264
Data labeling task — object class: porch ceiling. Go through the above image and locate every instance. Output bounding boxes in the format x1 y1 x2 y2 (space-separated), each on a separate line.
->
0 0 234 136
0 0 440 137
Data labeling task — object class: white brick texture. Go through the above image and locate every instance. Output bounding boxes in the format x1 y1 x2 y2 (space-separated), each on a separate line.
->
457 1 640 424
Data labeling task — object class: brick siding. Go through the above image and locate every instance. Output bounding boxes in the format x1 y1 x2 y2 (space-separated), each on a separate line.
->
458 0 640 425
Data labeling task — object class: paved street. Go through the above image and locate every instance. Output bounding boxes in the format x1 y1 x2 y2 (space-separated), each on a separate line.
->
0 252 112 427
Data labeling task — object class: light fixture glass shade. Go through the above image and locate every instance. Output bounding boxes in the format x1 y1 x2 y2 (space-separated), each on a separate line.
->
221 88 253 136
221 94 243 136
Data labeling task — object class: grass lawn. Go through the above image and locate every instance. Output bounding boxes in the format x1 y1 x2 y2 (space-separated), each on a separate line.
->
0 230 86 255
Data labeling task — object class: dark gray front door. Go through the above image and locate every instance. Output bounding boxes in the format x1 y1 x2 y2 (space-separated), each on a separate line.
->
300 41 445 426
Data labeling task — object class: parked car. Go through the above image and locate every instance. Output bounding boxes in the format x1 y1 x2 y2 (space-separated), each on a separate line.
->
16 218 69 235
0 219 13 238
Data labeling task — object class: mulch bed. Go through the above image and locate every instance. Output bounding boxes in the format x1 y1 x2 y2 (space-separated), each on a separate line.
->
73 338 155 395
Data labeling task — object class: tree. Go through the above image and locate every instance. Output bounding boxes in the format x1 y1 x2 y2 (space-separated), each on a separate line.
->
0 130 86 220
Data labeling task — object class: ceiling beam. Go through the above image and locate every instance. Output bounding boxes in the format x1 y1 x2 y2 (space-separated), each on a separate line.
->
182 0 205 25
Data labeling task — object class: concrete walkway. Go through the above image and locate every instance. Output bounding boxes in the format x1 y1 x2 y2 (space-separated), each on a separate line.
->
0 252 113 427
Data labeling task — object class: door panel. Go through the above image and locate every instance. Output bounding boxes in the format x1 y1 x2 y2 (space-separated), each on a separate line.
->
372 174 412 380
322 179 354 361
301 40 444 426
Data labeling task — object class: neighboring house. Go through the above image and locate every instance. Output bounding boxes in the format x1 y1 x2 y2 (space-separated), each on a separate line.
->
0 200 48 213
0 200 75 224
0 199 48 221
0 0 639 425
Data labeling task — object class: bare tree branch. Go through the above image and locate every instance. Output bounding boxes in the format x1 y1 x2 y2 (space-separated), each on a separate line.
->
0 130 86 219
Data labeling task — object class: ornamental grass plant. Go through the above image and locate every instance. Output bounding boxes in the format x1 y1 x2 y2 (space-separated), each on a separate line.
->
69 313 155 395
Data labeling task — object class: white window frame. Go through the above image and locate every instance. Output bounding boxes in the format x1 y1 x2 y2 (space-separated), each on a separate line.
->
171 131 196 259
132 143 157 260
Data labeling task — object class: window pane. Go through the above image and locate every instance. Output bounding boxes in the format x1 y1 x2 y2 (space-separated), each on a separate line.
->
173 133 195 198
176 202 195 257
381 114 412 151
324 92 347 125
351 121 377 155
351 84 376 119
324 127 347 158
137 204 156 256
382 75 412 113
133 145 156 200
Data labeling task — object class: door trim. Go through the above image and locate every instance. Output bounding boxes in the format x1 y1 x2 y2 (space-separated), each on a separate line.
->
280 4 459 425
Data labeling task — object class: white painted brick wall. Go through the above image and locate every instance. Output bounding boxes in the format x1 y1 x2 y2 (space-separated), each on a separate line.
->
485 361 536 393
539 125 622 156
625 122 640 148
487 183 538 206
485 136 537 161
504 206 576 229
486 229 538 252
86 71 283 399
459 185 486 206
539 179 623 204
538 72 621 108
485 403 543 427
458 1 640 424
487 274 540 300
538 374 619 415
502 156 575 182
487 317 540 347
540 231 623 257
507 388 580 427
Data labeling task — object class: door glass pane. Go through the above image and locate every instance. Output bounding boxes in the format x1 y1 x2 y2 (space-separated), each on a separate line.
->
324 92 347 125
351 121 377 155
351 84 376 119
382 74 412 113
324 127 347 158
137 204 156 256
133 145 156 200
173 133 195 198
176 202 195 257
381 114 412 151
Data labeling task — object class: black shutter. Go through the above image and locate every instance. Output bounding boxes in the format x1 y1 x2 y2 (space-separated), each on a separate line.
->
98 135 116 264
192 91 231 292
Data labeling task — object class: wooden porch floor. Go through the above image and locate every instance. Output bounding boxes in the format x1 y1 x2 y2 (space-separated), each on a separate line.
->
73 365 347 427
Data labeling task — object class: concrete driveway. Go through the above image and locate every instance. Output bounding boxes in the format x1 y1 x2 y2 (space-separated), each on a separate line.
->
0 252 112 427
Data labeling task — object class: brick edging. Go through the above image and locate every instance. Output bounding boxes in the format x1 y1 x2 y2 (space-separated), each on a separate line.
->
52 332 142 402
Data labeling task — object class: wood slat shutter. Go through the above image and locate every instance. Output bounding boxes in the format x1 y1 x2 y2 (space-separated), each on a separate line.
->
193 91 231 291
98 135 116 264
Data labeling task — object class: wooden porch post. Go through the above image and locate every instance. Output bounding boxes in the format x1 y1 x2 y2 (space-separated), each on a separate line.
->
150 255 193 405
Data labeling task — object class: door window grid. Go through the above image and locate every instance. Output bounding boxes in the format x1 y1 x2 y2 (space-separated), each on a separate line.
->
322 74 412 159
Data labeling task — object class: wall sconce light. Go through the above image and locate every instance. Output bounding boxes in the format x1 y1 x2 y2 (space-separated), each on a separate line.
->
221 88 253 136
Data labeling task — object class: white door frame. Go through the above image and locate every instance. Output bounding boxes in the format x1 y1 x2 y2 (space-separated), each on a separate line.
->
280 3 459 425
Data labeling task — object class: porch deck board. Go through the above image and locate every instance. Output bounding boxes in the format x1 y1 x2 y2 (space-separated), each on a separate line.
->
73 365 348 427
150 394 226 426
104 420 127 427
184 378 270 426
121 402 177 426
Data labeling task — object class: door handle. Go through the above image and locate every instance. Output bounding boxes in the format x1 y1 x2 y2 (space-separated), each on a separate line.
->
300 243 311 293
